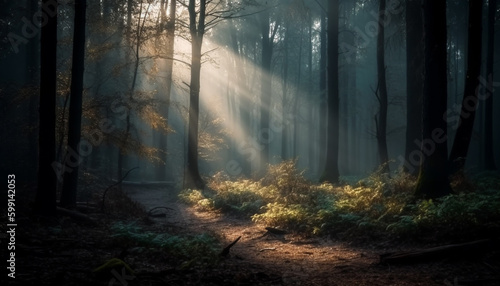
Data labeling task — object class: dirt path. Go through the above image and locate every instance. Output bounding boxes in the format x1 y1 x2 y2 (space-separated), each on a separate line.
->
122 185 482 286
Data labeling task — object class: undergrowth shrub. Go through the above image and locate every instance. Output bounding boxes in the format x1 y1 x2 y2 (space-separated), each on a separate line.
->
414 191 500 229
179 161 500 240
110 221 220 263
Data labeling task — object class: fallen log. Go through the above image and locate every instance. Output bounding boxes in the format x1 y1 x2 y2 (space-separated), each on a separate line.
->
380 239 493 264
148 206 175 217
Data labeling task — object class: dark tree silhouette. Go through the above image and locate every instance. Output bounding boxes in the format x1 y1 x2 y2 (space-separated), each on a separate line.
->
259 8 277 174
484 0 497 170
404 0 424 175
448 0 484 174
156 0 176 180
185 0 207 189
414 0 452 199
321 0 339 184
318 11 327 174
375 0 389 173
35 0 58 216
60 0 87 209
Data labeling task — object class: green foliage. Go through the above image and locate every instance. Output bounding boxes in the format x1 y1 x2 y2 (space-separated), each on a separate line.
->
110 221 220 264
414 192 500 227
471 171 500 191
179 161 500 240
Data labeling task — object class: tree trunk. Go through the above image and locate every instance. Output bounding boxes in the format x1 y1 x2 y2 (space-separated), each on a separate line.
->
35 0 58 216
260 9 274 174
185 0 206 189
484 0 497 170
293 28 303 159
156 0 176 180
320 0 340 184
414 0 452 199
376 0 390 173
27 0 40 181
229 17 251 177
448 0 483 174
307 12 314 173
318 11 327 177
281 17 290 160
60 0 87 209
404 0 424 175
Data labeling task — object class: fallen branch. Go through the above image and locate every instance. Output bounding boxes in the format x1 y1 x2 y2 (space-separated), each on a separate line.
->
380 239 493 264
220 236 241 257
148 206 175 217
101 167 139 212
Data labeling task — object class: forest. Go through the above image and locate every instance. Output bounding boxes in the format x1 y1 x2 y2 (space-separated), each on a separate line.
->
1 0 500 285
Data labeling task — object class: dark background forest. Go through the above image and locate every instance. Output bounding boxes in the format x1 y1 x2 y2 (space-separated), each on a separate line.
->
1 0 500 285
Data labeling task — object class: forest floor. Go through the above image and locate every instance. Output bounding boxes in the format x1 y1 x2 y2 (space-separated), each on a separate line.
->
123 184 500 286
6 183 499 286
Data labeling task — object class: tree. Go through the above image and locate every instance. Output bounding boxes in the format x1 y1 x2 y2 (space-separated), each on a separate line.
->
185 0 208 189
259 7 278 174
117 0 158 182
35 0 58 216
60 0 87 209
318 9 327 174
414 0 452 199
483 0 497 170
448 0 484 174
281 15 290 160
320 0 339 183
307 10 314 173
404 0 424 175
375 0 390 173
156 0 176 180
226 7 252 177
180 0 242 186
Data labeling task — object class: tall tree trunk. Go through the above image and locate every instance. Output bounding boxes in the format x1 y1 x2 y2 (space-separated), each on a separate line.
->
404 0 424 175
484 0 497 170
118 1 149 182
229 19 251 177
307 11 314 173
376 0 390 173
320 0 339 184
118 0 138 182
318 11 327 177
61 0 87 209
339 7 350 175
281 18 290 160
293 28 303 159
35 0 58 216
414 0 452 199
260 9 274 174
156 0 176 180
448 0 484 174
27 0 40 181
185 0 206 189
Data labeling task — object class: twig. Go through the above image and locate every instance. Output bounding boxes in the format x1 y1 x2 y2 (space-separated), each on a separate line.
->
101 167 139 212
220 236 241 257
